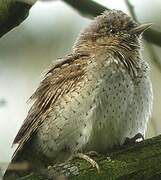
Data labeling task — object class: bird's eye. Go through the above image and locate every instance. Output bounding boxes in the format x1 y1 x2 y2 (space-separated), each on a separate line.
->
110 29 115 33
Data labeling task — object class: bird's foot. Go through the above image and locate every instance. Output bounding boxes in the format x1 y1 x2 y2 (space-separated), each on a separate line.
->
74 152 100 173
86 151 99 157
124 133 144 145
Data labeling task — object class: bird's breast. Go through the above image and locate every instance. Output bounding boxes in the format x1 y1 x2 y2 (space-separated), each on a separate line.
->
84 58 153 152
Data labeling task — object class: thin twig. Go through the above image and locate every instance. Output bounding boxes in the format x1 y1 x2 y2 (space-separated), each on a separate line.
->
62 0 108 19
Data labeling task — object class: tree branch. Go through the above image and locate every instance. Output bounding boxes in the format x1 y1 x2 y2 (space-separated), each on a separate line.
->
0 1 32 38
62 0 108 18
16 134 161 179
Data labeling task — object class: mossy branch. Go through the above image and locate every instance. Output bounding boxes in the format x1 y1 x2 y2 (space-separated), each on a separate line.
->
17 135 161 179
0 1 32 38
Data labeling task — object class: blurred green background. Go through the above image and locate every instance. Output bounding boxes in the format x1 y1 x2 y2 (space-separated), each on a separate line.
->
0 0 161 171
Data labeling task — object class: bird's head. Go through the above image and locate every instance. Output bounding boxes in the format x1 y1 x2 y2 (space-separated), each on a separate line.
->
73 10 151 54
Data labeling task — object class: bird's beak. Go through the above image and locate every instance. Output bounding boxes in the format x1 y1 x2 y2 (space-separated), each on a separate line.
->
130 23 153 35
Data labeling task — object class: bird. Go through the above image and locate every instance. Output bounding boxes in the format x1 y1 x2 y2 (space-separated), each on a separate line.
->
3 9 153 179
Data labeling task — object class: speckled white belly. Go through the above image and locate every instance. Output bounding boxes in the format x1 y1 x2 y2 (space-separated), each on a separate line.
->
86 62 153 152
36 59 153 160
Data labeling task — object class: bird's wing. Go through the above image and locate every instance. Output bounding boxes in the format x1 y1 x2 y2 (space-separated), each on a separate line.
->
12 53 88 159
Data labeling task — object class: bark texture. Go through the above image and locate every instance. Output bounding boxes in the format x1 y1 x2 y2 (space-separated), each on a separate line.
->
17 135 161 180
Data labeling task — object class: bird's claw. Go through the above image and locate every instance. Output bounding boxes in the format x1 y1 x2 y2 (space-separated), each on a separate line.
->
86 151 99 157
74 152 100 173
124 133 144 145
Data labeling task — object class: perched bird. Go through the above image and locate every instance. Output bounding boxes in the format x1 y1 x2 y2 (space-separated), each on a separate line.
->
3 10 153 179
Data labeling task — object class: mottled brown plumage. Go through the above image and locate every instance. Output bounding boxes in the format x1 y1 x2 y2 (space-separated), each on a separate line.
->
3 10 153 179
13 53 88 158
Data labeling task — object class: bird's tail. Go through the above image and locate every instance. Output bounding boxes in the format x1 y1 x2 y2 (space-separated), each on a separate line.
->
3 149 33 180
3 143 49 180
